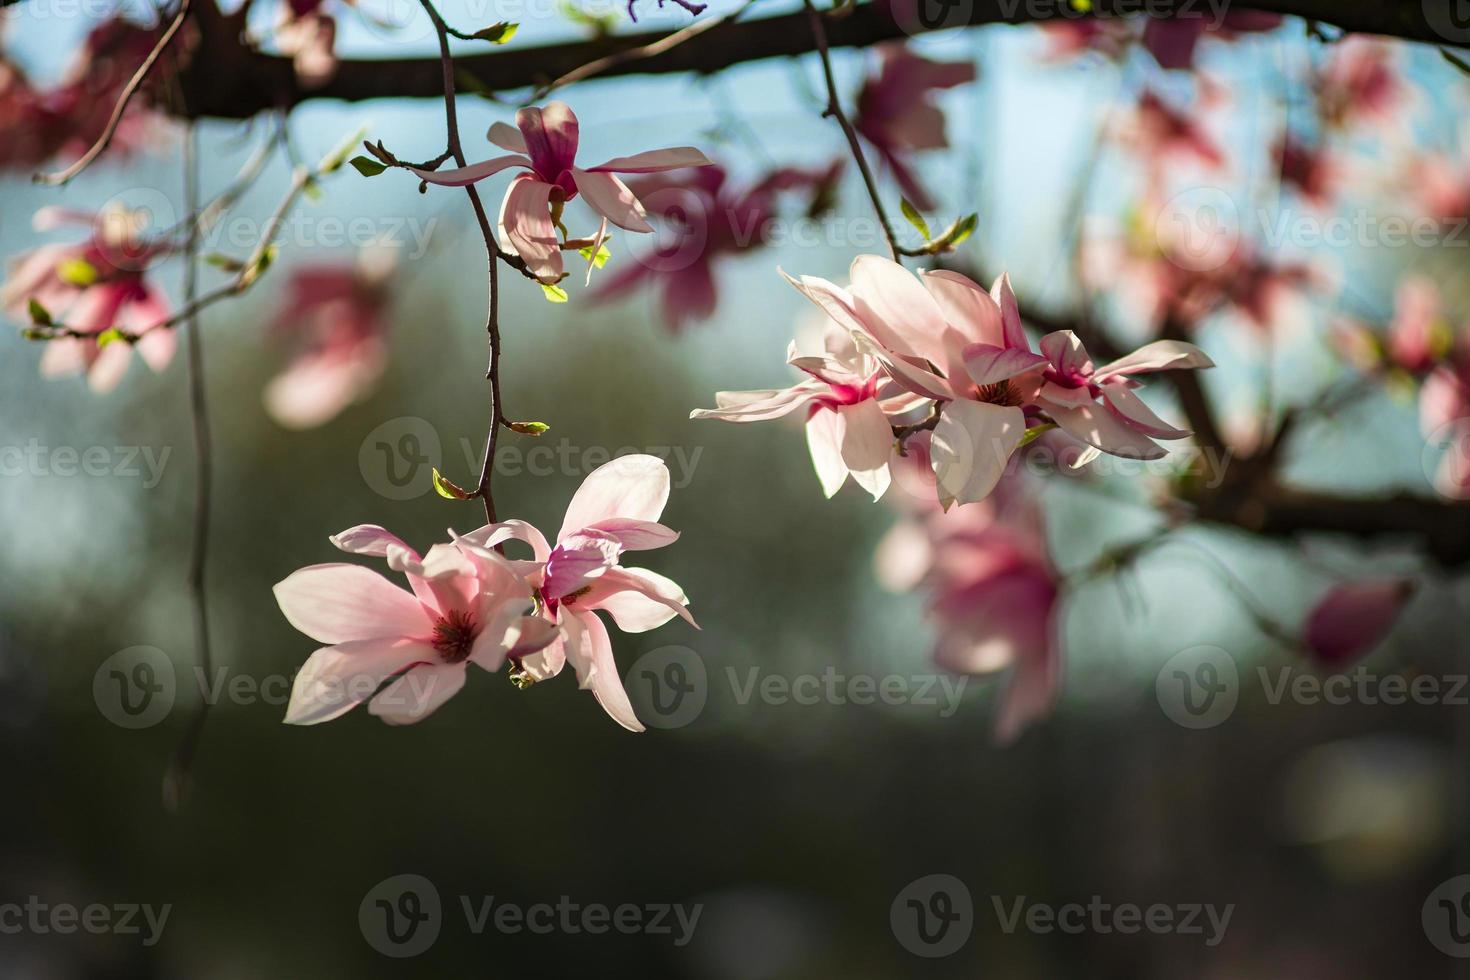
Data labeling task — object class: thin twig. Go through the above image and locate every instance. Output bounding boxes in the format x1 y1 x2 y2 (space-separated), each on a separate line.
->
802 0 902 262
34 0 194 186
418 0 508 524
163 122 212 811
536 0 756 100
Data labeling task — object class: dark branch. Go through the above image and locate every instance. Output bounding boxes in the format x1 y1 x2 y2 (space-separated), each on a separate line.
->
175 0 1463 119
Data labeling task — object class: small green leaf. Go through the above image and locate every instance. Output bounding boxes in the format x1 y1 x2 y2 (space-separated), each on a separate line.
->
27 298 51 326
349 156 388 178
509 421 550 436
302 179 323 202
899 198 931 240
928 213 978 252
432 468 474 500
472 21 518 43
577 242 612 269
541 283 569 303
96 327 126 347
204 253 246 272
240 245 278 288
57 257 99 287
318 125 370 174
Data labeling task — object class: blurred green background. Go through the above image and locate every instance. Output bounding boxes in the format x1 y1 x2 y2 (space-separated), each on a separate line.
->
1 5 1466 976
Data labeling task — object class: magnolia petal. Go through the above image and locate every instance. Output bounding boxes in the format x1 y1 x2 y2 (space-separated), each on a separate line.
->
368 663 467 725
487 120 529 153
848 254 948 366
558 454 670 541
1048 402 1167 459
572 169 653 233
499 176 562 283
850 331 952 401
963 343 1050 386
1095 339 1215 378
583 517 680 551
921 268 1006 349
1039 330 1095 375
517 102 580 176
691 383 821 422
1100 382 1191 439
457 519 552 564
930 400 1025 508
411 154 531 187
990 272 1027 350
329 524 418 561
585 566 695 632
274 563 431 644
837 399 893 501
86 341 133 394
283 637 433 725
565 611 644 732
587 147 713 174
806 407 848 499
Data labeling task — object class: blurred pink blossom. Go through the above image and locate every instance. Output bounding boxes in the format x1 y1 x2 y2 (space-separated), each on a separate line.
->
264 248 396 429
1302 580 1414 669
854 44 975 212
1 206 175 392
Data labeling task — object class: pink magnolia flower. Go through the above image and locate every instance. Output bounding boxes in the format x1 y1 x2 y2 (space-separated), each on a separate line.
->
1276 133 1339 208
793 257 1211 505
1302 580 1415 669
275 0 342 89
878 461 1060 742
1119 90 1225 175
690 314 900 501
457 455 696 731
854 44 975 212
264 248 395 429
1039 18 1131 62
1331 276 1458 389
1139 12 1281 70
413 102 712 283
275 525 557 724
1 206 174 392
1316 38 1403 132
0 18 164 170
592 161 843 332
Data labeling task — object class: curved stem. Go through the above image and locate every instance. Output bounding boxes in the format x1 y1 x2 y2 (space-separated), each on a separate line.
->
34 0 193 186
802 0 901 263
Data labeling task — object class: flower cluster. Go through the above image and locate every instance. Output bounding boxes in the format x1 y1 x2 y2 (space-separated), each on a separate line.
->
693 256 1213 508
273 455 695 729
0 205 175 392
414 102 713 284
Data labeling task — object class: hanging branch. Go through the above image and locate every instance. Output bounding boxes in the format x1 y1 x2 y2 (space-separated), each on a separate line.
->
417 0 511 524
163 123 212 811
33 0 194 186
803 0 903 263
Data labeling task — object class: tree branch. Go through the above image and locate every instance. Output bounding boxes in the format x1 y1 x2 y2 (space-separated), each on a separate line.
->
175 0 1463 119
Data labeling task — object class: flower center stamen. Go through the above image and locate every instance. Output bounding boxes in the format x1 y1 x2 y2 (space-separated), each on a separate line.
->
976 380 1024 407
431 609 478 664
